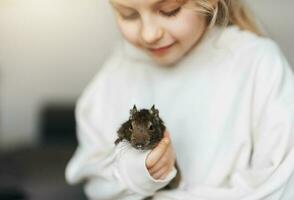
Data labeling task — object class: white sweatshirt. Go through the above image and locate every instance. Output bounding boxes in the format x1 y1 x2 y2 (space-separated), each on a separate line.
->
65 26 294 200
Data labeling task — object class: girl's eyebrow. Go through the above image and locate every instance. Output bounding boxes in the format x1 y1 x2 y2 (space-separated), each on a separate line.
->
109 0 170 10
109 1 132 10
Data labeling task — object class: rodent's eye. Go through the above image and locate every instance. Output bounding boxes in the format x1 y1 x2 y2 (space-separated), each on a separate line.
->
148 122 154 131
149 125 154 131
129 124 133 131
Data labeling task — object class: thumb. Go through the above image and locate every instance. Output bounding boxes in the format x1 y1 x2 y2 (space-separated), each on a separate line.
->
146 137 169 169
164 130 170 140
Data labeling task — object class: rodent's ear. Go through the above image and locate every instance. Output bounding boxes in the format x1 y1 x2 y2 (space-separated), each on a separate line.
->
149 105 159 117
130 104 137 119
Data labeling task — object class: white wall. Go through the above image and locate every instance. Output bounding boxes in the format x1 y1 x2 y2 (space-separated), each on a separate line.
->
247 0 294 64
0 0 120 150
0 0 293 150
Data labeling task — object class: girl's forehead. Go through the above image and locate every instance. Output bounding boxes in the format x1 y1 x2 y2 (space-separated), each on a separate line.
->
110 0 165 4
110 0 186 8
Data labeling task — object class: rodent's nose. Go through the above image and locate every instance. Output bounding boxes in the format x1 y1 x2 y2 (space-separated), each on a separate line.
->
135 142 145 148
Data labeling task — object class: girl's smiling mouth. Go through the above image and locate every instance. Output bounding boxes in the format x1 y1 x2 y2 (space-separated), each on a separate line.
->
148 43 175 55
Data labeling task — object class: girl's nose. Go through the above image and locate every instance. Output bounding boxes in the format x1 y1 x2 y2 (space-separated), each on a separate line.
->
141 19 163 45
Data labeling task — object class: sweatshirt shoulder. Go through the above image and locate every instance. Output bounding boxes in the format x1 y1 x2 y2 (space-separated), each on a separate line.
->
217 26 285 67
217 26 279 55
76 43 124 109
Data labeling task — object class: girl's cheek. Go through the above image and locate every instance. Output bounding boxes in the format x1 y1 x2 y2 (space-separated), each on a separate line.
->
164 12 206 39
117 20 140 46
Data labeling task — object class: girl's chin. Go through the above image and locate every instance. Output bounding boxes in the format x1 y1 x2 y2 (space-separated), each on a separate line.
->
153 58 179 67
151 53 181 67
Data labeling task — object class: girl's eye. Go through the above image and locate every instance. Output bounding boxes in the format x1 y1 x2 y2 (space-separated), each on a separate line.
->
120 12 139 20
160 7 181 17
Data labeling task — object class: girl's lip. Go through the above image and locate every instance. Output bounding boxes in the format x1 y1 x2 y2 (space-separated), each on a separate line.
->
149 43 175 52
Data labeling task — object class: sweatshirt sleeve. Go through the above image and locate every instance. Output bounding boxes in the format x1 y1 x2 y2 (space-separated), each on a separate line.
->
147 40 294 200
64 49 177 200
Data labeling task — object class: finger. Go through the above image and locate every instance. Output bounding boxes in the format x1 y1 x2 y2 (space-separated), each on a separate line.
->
151 165 169 180
164 130 170 139
159 165 173 180
148 145 172 174
146 138 170 169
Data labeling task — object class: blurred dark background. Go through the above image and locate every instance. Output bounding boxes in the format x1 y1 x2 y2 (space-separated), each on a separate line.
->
0 103 87 200
0 0 119 199
0 0 293 199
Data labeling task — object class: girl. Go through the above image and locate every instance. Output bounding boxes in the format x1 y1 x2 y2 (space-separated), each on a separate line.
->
65 0 294 199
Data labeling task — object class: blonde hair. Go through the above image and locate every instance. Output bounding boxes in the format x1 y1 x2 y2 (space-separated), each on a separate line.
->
192 0 262 35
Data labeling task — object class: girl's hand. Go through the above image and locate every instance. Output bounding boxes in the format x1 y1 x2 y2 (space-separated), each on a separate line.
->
145 130 176 180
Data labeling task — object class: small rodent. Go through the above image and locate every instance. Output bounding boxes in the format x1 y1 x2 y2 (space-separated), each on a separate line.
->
115 105 181 192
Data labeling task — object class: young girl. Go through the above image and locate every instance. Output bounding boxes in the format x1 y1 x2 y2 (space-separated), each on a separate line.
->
65 0 294 199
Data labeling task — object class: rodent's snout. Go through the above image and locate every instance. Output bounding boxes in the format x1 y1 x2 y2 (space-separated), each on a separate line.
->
131 133 150 150
134 142 144 149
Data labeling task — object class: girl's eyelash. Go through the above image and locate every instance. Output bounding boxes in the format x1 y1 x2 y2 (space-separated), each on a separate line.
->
119 7 181 20
160 7 181 17
120 12 139 20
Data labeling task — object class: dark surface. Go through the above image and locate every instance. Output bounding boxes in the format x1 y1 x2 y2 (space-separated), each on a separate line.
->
0 145 87 200
0 103 87 200
0 188 27 200
40 103 77 145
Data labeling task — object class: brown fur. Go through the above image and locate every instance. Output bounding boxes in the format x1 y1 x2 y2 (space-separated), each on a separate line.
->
115 105 181 198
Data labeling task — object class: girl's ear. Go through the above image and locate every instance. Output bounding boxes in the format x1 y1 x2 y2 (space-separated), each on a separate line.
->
209 0 219 6
204 0 219 12
176 0 188 4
